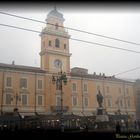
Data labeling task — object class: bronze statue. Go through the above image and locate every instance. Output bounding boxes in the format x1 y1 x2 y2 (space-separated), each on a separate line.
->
97 90 103 108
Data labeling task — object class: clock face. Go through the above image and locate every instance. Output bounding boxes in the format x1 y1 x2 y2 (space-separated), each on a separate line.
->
54 59 62 69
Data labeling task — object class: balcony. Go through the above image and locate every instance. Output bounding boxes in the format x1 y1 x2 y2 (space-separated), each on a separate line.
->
50 106 69 113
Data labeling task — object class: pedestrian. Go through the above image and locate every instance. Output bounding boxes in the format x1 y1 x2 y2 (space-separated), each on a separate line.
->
134 120 137 129
116 121 121 133
84 124 88 132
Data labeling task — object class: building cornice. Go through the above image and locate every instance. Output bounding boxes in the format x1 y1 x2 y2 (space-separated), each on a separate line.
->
40 48 72 57
0 63 47 75
40 28 70 39
70 73 134 85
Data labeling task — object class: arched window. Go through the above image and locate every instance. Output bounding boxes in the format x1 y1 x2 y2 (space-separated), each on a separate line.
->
107 99 111 107
128 99 131 108
49 40 51 47
64 44 66 49
72 83 77 92
55 23 58 30
120 99 123 107
84 97 89 107
55 39 60 48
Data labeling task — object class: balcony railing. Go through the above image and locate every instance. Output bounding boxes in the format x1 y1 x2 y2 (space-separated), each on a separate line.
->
50 106 69 113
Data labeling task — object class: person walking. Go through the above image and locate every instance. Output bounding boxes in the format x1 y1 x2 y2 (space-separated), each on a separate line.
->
116 121 121 133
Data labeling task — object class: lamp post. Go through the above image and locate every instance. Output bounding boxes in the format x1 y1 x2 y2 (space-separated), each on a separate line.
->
52 71 67 132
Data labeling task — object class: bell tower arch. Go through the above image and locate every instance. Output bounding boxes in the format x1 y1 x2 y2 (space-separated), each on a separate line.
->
40 8 71 74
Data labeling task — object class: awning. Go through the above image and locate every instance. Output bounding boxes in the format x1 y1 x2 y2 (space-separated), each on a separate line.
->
72 112 94 117
40 114 60 120
73 112 84 116
36 112 48 115
108 114 128 120
83 113 93 116
108 113 115 115
19 112 36 117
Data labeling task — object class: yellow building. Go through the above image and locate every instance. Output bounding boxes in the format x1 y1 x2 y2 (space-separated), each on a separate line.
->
0 8 136 119
134 80 140 120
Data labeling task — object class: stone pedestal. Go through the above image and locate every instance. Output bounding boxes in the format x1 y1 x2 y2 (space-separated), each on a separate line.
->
96 115 109 122
97 107 106 115
95 108 109 130
97 108 102 115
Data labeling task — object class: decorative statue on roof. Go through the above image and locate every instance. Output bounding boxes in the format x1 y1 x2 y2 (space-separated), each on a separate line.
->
97 90 103 108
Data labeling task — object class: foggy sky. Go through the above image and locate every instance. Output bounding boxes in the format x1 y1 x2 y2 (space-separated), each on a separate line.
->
0 4 140 80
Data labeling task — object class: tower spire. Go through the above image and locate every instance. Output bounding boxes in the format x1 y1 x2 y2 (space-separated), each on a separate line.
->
54 5 57 11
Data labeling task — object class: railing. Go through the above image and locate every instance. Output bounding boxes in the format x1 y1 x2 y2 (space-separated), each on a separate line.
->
50 106 69 113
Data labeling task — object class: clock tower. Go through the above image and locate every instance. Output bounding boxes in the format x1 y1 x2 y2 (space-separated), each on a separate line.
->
40 8 71 74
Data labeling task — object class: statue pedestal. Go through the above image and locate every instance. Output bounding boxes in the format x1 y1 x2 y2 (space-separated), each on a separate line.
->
96 115 109 122
97 107 106 115
95 108 109 130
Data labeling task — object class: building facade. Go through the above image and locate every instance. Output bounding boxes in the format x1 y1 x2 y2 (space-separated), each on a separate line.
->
0 8 136 119
134 79 140 120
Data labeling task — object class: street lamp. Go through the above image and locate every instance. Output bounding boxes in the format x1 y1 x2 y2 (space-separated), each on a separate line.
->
52 71 67 132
